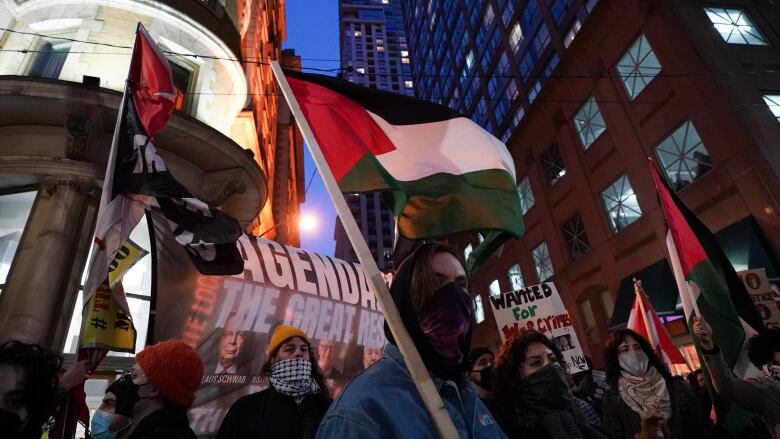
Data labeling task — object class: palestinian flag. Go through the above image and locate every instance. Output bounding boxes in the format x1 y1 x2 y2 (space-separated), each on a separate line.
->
627 280 687 366
282 70 523 240
648 159 764 433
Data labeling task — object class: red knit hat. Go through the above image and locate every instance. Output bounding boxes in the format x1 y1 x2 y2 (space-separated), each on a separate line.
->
136 340 203 408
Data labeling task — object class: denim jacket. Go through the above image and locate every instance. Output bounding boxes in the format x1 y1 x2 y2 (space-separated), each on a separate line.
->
315 345 506 439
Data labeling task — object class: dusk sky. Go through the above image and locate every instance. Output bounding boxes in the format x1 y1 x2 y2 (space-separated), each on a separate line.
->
283 1 341 256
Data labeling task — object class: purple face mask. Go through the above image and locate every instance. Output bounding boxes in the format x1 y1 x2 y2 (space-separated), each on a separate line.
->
417 282 474 367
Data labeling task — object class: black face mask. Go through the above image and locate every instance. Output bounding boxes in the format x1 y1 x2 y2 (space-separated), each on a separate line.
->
112 373 142 417
0 408 23 435
472 365 494 390
519 363 572 413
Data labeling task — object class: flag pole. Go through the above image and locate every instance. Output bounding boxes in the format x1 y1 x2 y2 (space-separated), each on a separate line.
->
633 278 657 347
270 61 459 439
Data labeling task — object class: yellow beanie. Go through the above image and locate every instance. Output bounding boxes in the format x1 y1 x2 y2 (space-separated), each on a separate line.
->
266 324 310 357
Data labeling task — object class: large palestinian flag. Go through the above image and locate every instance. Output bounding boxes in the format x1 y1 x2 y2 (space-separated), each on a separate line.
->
283 70 523 240
648 159 764 433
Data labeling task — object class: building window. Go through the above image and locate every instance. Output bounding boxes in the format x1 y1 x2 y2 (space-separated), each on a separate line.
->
354 30 362 37
489 279 501 297
0 190 37 294
579 299 600 344
63 215 153 355
599 290 614 323
464 243 473 261
540 143 566 185
510 23 524 53
561 213 590 260
564 19 582 48
474 295 485 323
532 242 554 281
762 95 780 123
404 80 413 88
704 7 767 45
168 59 194 112
601 175 642 232
517 176 535 215
616 34 662 100
508 264 524 291
574 96 607 150
655 121 713 190
466 50 475 71
28 41 71 79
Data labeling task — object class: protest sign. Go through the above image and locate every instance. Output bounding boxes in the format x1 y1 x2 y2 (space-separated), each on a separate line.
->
487 282 588 373
151 212 386 438
738 268 780 330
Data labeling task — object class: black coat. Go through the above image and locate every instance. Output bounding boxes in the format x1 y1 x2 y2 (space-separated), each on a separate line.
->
215 387 331 439
127 407 197 439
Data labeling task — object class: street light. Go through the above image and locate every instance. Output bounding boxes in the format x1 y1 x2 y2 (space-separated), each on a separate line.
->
298 213 317 233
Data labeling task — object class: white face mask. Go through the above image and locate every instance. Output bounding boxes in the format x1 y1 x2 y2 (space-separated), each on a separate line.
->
619 350 650 376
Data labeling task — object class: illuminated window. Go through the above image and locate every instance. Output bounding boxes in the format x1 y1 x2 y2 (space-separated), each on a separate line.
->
655 121 712 190
574 96 607 149
466 50 475 70
376 46 385 52
517 176 534 215
401 57 410 64
564 19 582 48
510 23 524 52
762 95 780 123
473 295 485 323
464 243 473 260
704 7 767 45
400 50 409 57
508 264 524 291
616 34 662 100
601 175 642 232
487 280 501 298
354 30 362 37
356 67 365 74
404 80 413 88
532 242 554 281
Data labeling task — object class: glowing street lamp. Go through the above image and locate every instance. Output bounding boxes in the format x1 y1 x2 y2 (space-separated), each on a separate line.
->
298 213 317 233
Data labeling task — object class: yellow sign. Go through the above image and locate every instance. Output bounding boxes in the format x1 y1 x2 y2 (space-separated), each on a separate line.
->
80 278 137 353
108 238 149 288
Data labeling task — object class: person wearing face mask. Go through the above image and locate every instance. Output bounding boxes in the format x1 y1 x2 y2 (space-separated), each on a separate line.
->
601 329 715 439
316 243 505 438
489 331 607 439
90 378 138 439
215 325 331 439
466 347 495 400
0 340 62 439
111 339 203 439
694 317 780 439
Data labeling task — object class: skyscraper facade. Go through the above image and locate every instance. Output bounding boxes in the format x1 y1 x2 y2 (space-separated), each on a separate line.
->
401 0 599 142
336 0 414 270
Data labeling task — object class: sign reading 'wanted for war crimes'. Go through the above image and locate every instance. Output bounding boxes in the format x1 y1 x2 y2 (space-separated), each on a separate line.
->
151 212 386 439
488 282 589 374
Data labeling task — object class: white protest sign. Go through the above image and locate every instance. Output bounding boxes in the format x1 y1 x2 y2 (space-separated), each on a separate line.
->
738 268 780 330
487 282 589 373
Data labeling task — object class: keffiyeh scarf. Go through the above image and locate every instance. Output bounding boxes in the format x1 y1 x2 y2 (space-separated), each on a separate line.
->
618 367 672 422
270 358 320 404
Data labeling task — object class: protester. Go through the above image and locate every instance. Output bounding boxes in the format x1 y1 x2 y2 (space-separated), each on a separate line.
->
0 340 62 438
601 329 715 439
91 379 135 439
685 369 711 417
489 330 607 438
465 347 494 400
694 317 780 438
316 242 506 438
216 324 330 439
112 339 203 439
571 357 605 419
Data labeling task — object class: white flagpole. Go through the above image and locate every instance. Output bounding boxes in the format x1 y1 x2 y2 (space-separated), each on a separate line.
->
270 61 459 439
633 278 657 347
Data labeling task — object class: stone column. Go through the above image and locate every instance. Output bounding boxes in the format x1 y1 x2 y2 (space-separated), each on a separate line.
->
0 176 96 348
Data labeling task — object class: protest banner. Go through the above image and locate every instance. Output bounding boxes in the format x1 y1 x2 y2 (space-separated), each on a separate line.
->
487 281 589 373
151 213 386 438
738 268 780 330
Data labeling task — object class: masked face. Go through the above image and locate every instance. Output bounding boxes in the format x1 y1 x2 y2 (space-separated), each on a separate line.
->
469 353 494 389
519 362 572 413
418 282 474 367
619 350 650 377
90 410 116 439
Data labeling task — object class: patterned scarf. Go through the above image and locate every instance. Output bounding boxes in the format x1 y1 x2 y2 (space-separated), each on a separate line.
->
617 367 672 423
270 358 320 404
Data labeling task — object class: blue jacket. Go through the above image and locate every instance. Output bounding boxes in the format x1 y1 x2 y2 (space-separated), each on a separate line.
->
315 345 507 438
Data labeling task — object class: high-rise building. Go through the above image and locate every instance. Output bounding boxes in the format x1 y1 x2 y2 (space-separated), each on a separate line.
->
459 0 780 367
335 0 413 270
401 0 599 142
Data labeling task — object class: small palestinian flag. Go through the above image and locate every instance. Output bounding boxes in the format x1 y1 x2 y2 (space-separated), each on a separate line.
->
282 70 523 241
